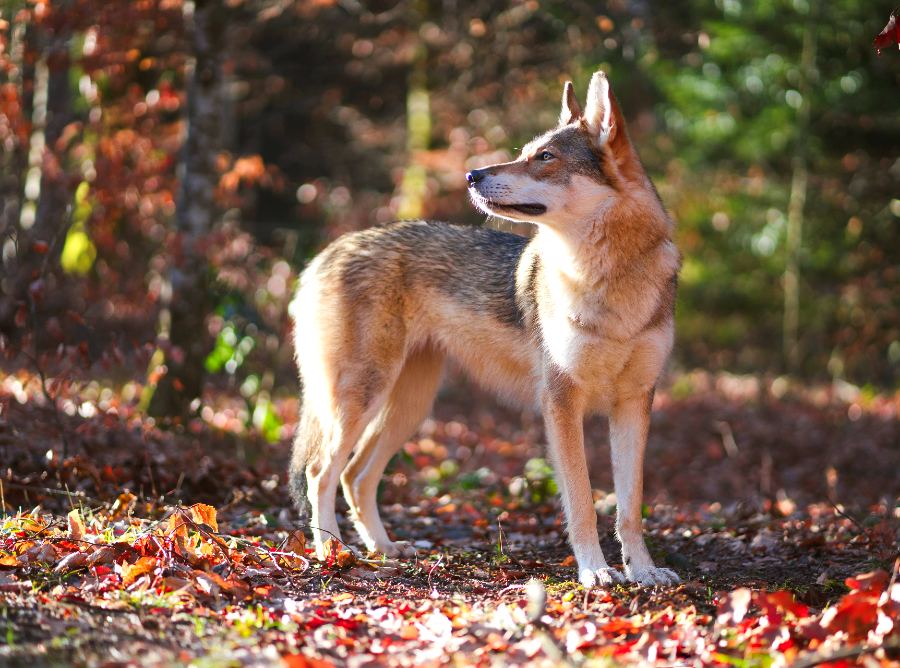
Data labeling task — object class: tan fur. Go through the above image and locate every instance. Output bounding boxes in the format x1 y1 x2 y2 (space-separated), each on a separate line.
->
289 71 681 586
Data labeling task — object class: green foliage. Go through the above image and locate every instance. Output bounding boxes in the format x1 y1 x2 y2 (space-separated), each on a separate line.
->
205 322 255 376
641 1 899 382
204 298 283 442
60 182 97 275
508 458 559 505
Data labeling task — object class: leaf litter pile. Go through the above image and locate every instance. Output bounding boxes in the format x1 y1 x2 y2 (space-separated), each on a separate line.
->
0 370 898 666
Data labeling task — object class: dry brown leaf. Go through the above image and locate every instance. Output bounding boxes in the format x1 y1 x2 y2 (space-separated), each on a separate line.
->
119 556 158 586
54 551 88 573
335 550 356 569
23 542 57 564
166 512 189 538
160 576 194 593
285 530 306 555
13 541 35 556
67 509 86 541
0 552 19 568
109 492 137 520
188 503 218 532
85 545 116 567
193 571 223 598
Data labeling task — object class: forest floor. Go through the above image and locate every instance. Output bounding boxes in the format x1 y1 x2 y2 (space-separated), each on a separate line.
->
0 368 897 667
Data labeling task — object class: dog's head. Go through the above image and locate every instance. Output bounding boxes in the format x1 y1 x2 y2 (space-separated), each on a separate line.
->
467 72 635 227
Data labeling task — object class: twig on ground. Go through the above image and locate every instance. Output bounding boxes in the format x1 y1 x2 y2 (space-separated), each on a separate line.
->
427 553 444 593
0 480 105 507
790 639 899 668
827 496 867 535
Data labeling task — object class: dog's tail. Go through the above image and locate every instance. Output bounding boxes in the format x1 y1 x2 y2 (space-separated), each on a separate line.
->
289 402 322 519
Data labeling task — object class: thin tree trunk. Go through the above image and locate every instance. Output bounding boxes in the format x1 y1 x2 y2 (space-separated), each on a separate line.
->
0 16 29 239
32 11 72 246
148 0 225 419
396 0 429 220
783 4 818 373
0 4 73 338
177 0 224 239
0 14 31 328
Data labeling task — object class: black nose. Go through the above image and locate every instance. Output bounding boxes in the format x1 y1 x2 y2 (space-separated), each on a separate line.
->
466 169 485 185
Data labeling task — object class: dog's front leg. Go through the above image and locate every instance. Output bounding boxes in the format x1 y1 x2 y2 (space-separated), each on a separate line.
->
542 374 624 587
610 393 680 585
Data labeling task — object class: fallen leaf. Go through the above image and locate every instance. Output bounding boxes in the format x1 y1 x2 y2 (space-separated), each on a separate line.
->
67 509 87 541
120 556 158 587
188 503 218 532
85 545 117 567
718 588 752 625
336 549 356 569
54 551 88 573
109 492 137 520
845 569 888 594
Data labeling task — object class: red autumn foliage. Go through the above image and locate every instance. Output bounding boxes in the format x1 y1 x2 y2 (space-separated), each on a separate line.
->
874 9 900 53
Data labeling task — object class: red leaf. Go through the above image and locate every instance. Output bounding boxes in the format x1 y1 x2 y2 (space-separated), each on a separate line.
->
874 10 900 54
92 564 113 577
845 569 889 593
282 655 336 668
758 590 809 619
717 587 753 624
28 279 44 301
820 590 880 642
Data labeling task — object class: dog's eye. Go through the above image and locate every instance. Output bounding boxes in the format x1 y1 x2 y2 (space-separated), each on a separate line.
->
538 151 554 161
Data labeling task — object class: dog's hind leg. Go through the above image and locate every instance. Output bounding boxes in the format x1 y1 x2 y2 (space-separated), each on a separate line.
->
291 258 412 559
341 345 444 557
302 368 399 559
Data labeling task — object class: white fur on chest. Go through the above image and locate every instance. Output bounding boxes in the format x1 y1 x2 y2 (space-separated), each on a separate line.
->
540 305 596 375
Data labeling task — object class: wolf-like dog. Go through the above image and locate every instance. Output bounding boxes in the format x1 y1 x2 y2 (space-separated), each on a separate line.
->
288 71 681 587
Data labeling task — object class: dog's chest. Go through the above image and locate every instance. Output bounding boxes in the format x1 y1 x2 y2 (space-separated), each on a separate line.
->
539 304 629 393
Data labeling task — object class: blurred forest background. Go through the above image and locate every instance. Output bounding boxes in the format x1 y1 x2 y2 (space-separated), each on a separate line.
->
0 0 897 437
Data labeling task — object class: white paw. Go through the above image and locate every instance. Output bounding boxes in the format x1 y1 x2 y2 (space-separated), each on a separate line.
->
579 566 626 588
372 540 417 559
625 565 680 586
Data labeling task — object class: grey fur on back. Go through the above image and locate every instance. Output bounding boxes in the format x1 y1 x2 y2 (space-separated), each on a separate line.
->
326 221 530 327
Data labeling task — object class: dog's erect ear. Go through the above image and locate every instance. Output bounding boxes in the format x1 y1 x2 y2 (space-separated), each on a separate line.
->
583 71 617 145
559 81 582 126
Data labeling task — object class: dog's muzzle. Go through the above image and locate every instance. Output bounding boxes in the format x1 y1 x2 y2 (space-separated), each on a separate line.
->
466 169 486 185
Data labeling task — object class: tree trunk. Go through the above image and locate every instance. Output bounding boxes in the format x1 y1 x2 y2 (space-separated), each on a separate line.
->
783 3 818 374
148 0 225 420
0 15 32 328
32 16 72 246
0 4 73 338
396 0 429 220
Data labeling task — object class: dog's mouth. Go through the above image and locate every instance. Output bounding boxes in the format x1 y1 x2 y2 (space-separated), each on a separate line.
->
469 190 547 217
499 203 547 216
